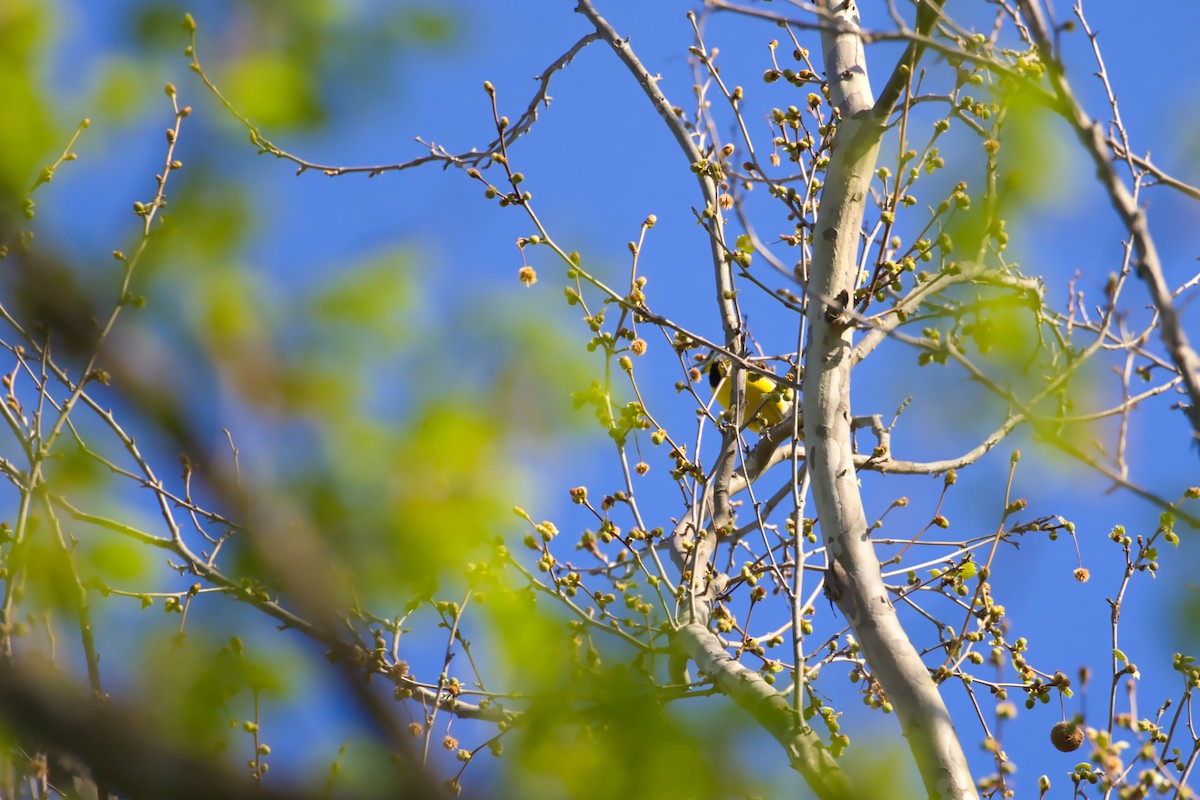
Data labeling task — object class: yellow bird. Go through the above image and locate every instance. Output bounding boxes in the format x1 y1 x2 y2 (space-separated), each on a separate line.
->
708 359 791 433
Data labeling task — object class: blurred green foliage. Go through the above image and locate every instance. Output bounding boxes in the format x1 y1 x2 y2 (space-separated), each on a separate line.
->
992 83 1073 209
0 0 54 202
0 1 614 795
507 667 747 799
135 632 295 752
90 57 154 124
221 52 322 129
0 1 738 796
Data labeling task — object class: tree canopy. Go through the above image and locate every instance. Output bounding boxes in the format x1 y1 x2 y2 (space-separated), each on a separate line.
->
2 1 1200 798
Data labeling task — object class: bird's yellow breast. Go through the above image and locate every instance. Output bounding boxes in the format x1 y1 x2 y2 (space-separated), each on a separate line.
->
709 361 789 433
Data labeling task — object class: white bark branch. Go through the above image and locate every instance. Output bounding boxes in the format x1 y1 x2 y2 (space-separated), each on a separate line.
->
803 2 977 797
1017 0 1200 444
676 623 852 798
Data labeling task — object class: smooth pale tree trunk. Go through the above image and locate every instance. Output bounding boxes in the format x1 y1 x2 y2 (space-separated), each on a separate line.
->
803 2 977 798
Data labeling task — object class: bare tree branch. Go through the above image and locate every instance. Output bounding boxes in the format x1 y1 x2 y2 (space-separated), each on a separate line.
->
1017 0 1200 444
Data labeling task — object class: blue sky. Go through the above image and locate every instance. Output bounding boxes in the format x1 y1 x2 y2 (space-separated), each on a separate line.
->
21 0 1200 796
